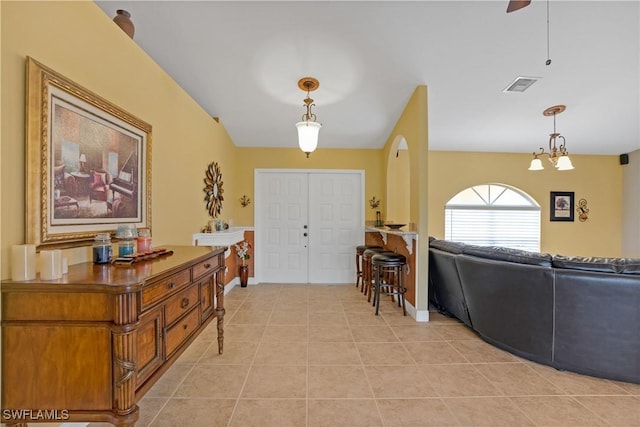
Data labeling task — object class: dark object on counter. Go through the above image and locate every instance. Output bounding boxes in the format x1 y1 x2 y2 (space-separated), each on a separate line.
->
385 224 406 230
93 233 112 264
375 211 383 227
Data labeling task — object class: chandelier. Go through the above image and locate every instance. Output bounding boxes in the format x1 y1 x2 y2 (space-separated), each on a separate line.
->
528 105 574 171
295 77 321 158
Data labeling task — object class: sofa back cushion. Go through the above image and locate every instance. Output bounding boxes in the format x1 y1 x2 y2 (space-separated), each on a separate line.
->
620 258 640 274
552 255 625 273
463 244 552 267
429 239 465 254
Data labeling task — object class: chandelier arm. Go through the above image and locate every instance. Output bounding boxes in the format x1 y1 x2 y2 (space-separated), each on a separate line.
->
533 147 546 157
301 97 317 122
557 135 567 154
549 134 559 154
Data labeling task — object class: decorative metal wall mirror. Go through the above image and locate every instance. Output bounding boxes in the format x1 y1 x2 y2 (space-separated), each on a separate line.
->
203 161 224 218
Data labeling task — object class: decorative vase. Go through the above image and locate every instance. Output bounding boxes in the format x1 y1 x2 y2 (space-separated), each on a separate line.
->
239 264 249 287
113 9 135 39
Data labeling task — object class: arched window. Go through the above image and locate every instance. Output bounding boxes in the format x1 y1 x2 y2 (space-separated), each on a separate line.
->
445 184 541 251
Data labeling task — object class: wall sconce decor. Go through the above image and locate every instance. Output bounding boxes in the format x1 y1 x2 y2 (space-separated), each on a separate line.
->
240 195 251 208
529 105 574 171
369 196 381 209
295 77 321 158
577 198 589 222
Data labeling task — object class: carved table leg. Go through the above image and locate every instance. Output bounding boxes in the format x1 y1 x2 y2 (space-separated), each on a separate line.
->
112 293 138 422
215 269 226 354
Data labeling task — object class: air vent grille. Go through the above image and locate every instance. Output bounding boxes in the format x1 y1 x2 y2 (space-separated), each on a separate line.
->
503 76 540 93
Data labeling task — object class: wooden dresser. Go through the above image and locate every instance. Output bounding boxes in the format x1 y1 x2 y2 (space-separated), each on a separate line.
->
1 245 225 427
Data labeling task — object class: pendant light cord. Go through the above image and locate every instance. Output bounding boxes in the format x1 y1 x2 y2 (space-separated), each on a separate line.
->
546 0 552 65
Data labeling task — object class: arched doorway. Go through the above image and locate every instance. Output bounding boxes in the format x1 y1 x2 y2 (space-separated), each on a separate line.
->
386 135 410 225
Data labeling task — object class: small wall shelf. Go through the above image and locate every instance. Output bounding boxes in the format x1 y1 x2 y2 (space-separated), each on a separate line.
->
192 227 246 257
365 227 418 254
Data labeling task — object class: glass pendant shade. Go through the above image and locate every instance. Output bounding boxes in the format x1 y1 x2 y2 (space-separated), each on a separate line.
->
528 158 544 171
555 155 574 171
296 121 321 155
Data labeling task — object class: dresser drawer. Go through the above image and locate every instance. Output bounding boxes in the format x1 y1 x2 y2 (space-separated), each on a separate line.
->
165 307 200 356
193 255 221 280
165 284 200 326
142 269 191 310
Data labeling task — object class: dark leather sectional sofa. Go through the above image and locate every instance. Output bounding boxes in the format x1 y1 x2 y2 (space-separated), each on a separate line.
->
428 238 640 384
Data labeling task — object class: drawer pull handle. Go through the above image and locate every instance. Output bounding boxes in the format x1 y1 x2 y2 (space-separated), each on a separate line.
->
204 263 211 269
183 324 188 330
181 297 190 309
167 282 175 289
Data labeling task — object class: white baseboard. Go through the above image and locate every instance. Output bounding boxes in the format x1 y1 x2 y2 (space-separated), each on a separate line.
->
404 299 430 322
224 277 258 294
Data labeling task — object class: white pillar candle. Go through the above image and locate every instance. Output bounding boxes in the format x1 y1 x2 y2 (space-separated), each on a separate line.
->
62 256 68 275
11 244 36 281
40 250 62 280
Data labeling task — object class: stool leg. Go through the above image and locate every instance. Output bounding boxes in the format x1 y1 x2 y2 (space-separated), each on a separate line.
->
367 263 378 304
374 264 381 316
355 253 362 289
399 266 406 316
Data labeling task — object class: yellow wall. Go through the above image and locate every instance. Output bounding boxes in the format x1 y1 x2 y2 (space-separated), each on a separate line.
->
381 86 429 315
0 2 626 284
232 147 384 226
428 151 623 257
1 1 236 274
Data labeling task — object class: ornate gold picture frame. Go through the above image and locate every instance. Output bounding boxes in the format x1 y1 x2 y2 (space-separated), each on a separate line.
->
25 57 152 248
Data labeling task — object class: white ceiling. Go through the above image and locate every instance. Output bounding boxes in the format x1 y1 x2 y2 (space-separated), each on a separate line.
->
95 1 640 155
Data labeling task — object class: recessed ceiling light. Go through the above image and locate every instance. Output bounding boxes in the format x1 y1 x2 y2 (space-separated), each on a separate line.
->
503 76 541 93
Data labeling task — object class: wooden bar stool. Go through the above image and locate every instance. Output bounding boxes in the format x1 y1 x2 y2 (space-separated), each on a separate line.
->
362 247 386 297
371 252 407 316
356 245 381 290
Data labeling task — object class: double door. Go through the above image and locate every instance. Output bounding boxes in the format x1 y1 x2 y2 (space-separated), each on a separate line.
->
255 170 364 284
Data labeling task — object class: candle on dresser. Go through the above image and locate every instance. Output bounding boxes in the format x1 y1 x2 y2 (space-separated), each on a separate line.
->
40 249 62 280
11 244 36 281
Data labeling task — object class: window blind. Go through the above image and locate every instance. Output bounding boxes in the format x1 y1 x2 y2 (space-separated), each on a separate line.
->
445 208 540 252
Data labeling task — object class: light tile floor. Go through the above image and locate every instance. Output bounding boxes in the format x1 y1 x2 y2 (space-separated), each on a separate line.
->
100 284 639 426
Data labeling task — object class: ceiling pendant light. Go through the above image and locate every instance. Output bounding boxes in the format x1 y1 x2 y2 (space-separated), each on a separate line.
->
529 105 574 171
295 77 321 158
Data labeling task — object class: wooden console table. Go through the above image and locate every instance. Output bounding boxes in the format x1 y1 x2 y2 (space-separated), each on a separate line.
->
1 245 225 426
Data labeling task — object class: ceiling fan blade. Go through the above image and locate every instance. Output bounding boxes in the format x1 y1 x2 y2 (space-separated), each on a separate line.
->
506 0 531 13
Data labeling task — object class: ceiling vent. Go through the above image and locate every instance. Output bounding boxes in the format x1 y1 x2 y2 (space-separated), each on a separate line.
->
503 76 540 93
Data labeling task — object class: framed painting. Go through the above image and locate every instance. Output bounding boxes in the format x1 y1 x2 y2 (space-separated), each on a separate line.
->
550 191 574 222
25 57 152 248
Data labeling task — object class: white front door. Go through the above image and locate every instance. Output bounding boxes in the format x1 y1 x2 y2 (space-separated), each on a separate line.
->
257 172 309 283
255 170 364 284
308 173 363 283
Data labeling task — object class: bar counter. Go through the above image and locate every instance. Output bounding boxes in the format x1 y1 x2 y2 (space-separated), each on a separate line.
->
365 227 419 313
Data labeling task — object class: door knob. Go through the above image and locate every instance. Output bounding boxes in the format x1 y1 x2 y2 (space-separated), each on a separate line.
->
303 232 308 237
303 225 308 229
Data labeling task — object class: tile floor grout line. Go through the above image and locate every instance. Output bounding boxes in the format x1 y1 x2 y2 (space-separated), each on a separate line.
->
306 288 311 427
224 290 263 427
127 284 640 427
360 285 396 427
